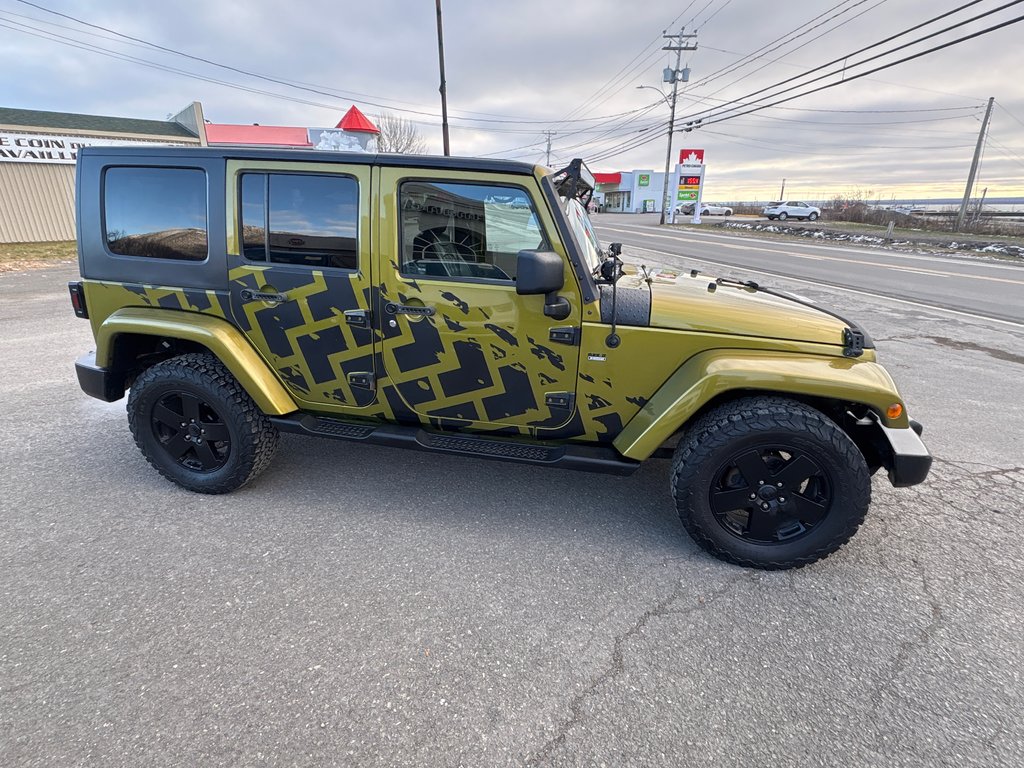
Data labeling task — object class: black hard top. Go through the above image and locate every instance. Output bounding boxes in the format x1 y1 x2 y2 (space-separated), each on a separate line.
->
78 145 542 175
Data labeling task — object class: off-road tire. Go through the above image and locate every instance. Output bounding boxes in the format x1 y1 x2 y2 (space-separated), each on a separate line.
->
127 353 279 494
670 396 870 569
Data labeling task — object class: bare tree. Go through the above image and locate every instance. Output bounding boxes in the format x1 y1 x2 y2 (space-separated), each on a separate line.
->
374 112 427 154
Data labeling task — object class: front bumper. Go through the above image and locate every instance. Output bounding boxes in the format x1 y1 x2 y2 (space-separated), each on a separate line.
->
875 416 932 487
75 352 126 402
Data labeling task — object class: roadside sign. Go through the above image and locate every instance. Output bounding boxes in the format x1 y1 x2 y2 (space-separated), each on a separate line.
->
679 148 705 165
668 165 706 223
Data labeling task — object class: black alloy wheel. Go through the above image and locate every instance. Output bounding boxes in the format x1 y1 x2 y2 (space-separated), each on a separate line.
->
128 353 279 494
671 396 870 569
150 390 231 473
708 445 831 545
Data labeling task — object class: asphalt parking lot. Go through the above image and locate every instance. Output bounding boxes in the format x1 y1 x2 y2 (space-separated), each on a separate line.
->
2 258 1022 767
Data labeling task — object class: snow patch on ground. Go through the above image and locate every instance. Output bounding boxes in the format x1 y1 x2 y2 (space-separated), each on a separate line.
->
720 222 1024 259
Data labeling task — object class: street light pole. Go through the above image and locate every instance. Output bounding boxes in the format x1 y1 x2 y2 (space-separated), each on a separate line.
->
656 28 697 226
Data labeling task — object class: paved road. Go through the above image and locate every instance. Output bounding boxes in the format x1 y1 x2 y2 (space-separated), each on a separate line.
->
2 262 1023 767
593 213 1024 326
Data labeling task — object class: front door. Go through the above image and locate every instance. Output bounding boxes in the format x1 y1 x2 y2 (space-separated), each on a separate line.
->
376 168 582 431
226 160 377 409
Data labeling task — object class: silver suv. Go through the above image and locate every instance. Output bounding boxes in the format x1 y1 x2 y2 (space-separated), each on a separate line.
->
764 201 821 221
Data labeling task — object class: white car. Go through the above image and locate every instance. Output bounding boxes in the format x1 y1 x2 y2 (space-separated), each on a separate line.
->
763 201 821 221
675 203 733 216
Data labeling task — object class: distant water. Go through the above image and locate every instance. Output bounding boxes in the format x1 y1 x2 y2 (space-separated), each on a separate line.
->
738 197 1024 213
877 197 1024 213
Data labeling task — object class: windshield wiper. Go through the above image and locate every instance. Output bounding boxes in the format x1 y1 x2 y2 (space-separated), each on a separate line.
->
702 272 872 357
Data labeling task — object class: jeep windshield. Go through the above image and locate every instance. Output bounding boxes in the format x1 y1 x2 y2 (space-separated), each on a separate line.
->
563 197 603 273
548 158 603 273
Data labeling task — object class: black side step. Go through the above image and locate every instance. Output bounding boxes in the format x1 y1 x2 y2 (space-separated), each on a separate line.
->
270 415 640 476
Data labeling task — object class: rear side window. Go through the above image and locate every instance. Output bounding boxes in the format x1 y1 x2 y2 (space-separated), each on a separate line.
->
104 167 208 261
240 172 359 270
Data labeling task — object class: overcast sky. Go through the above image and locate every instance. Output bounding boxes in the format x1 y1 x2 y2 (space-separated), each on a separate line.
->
2 0 1023 201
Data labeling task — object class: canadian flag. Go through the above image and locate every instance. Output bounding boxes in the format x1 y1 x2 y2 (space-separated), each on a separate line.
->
679 148 705 165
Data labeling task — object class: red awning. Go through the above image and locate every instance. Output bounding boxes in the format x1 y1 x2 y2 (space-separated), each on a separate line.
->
336 105 380 134
594 172 621 185
206 124 310 146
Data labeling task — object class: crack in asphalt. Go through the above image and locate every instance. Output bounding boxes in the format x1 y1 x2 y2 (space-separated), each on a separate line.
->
868 557 946 713
871 335 1024 365
905 460 1024 532
526 574 748 765
932 456 1024 482
865 556 955 762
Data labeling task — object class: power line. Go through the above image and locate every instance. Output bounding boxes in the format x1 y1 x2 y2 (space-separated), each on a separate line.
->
8 0 669 129
995 100 1024 131
551 1 700 125
690 0 879 92
695 10 1024 129
680 0 1014 127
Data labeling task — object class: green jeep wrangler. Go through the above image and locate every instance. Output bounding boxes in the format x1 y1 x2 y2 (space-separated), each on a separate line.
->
70 147 930 569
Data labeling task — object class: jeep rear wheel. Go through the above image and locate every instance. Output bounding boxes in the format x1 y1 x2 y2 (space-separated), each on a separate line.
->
671 397 870 569
127 353 279 494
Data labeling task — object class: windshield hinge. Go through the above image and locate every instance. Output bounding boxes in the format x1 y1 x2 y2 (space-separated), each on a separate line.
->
549 326 578 345
842 327 865 357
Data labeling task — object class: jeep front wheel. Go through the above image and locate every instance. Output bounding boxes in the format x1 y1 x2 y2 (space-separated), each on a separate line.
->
671 397 870 569
127 353 279 494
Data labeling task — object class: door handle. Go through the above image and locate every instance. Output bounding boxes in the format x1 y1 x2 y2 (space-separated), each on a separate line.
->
240 289 289 304
384 302 435 317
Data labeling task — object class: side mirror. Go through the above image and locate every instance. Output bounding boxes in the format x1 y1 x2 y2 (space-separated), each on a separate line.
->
516 249 571 320
515 250 564 296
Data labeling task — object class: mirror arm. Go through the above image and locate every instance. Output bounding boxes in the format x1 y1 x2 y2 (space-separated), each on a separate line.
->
543 292 571 321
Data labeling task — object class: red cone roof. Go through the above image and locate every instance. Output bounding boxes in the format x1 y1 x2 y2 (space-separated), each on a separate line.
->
336 106 380 134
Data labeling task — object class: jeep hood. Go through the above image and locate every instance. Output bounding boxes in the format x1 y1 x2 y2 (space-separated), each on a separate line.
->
623 269 850 347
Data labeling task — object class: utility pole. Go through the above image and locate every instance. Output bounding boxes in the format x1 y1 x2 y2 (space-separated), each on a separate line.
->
435 0 451 156
955 96 994 231
779 178 786 201
657 28 698 226
543 130 556 166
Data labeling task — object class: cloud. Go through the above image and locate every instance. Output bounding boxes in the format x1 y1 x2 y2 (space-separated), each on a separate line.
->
0 0 1021 199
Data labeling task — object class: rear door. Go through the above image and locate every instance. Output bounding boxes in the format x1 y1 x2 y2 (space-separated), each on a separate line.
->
225 159 377 409
375 168 582 431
